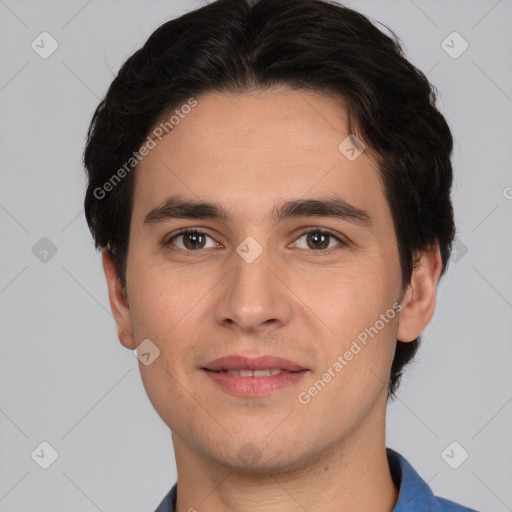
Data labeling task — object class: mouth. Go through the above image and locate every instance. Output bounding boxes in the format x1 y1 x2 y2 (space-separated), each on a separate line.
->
203 354 307 372
201 355 309 397
208 368 293 377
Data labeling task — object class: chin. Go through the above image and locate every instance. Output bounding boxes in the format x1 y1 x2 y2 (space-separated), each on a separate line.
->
206 439 314 476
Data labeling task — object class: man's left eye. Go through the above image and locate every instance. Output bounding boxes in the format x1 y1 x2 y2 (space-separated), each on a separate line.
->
292 230 346 252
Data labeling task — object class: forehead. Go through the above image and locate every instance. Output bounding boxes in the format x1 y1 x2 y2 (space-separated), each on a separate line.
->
155 88 353 161
133 88 389 227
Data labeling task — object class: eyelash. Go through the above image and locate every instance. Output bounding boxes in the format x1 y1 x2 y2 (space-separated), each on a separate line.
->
164 227 347 257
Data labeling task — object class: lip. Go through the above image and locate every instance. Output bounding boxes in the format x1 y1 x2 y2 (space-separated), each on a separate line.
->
202 355 308 398
203 355 307 372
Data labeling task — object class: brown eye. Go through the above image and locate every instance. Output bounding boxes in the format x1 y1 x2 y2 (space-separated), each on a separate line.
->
306 231 330 250
167 230 216 251
293 230 346 253
182 231 206 250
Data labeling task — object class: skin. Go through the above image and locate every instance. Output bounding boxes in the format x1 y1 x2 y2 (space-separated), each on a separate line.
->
103 88 442 512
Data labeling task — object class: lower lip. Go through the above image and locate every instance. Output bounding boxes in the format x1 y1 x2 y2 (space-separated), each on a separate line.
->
202 369 308 397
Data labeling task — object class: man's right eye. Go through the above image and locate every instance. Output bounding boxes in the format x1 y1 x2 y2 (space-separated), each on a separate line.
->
165 228 218 252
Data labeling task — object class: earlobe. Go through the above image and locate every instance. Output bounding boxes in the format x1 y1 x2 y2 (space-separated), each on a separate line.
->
101 247 136 350
396 242 443 343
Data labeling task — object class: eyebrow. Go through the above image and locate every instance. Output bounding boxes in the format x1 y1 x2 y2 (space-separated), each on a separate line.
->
143 195 372 228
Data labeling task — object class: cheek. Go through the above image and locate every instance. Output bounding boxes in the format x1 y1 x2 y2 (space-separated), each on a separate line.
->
291 255 399 393
126 253 203 338
125 256 211 398
127 264 204 423
298 316 397 434
291 252 395 333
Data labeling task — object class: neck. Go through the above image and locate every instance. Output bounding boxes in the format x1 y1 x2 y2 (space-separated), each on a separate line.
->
172 393 398 512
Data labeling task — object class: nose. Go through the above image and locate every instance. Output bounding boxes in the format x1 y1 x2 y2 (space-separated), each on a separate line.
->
213 239 293 334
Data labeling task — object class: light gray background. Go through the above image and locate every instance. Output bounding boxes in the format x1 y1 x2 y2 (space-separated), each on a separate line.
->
1 0 511 511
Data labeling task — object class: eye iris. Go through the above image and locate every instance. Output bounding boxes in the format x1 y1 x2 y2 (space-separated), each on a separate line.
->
307 232 329 250
184 232 205 250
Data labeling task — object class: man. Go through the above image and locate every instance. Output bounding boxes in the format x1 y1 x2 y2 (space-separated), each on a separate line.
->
83 0 478 510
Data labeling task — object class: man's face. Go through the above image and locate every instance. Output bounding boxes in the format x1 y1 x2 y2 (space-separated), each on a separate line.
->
119 89 405 471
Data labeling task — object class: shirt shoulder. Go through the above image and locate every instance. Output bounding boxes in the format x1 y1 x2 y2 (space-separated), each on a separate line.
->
387 448 479 512
436 496 479 511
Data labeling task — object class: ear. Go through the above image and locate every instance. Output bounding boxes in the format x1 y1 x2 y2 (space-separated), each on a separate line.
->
102 247 135 350
397 242 443 343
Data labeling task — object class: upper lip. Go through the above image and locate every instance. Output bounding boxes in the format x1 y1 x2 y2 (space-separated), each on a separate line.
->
203 355 307 372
